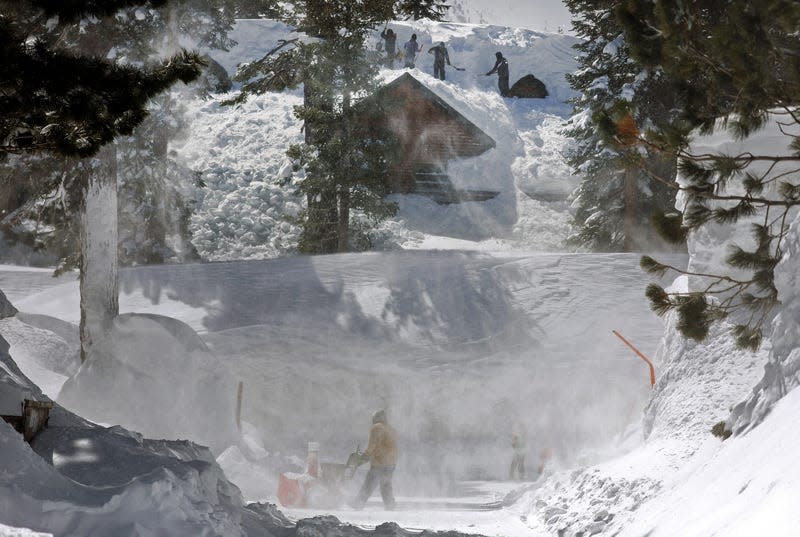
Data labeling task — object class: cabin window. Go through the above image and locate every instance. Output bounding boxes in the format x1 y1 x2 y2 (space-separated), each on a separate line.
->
412 164 456 204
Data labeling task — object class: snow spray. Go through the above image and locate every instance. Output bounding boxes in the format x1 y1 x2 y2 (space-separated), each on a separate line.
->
307 441 319 477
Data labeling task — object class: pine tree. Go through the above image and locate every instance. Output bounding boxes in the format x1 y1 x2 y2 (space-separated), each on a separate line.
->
563 0 679 252
1 0 205 360
617 0 800 350
231 0 283 19
230 0 399 254
395 0 449 21
1 1 251 268
0 1 202 158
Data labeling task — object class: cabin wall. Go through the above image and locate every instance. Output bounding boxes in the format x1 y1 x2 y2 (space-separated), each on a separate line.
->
384 86 482 193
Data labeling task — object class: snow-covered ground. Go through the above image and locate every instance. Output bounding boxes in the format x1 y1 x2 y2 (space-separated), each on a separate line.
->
1 249 675 537
2 15 800 537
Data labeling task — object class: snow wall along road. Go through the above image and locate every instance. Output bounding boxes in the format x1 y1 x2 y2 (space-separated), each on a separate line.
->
17 251 680 496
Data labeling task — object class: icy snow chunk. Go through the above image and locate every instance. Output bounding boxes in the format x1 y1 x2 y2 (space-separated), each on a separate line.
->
278 160 294 179
0 523 52 536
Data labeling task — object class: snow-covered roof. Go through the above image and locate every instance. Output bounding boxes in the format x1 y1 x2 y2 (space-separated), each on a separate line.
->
366 73 497 157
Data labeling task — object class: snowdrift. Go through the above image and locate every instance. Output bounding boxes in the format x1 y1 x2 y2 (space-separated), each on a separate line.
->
0 334 249 536
58 313 239 454
514 114 800 537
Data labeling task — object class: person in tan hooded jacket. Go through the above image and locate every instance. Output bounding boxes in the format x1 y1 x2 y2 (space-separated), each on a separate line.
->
351 409 397 510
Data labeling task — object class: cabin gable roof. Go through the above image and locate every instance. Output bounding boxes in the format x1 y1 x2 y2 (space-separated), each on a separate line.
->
364 73 496 157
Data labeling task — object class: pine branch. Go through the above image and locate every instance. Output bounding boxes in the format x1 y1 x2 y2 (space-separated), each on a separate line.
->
640 255 670 277
675 293 713 341
732 324 763 352
645 283 672 316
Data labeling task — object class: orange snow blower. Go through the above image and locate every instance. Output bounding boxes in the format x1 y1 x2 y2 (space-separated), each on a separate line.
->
277 444 366 508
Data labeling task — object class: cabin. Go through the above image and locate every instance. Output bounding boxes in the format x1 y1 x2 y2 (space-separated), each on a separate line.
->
360 73 498 204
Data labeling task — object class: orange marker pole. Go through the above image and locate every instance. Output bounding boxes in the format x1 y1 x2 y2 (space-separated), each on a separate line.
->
612 330 656 388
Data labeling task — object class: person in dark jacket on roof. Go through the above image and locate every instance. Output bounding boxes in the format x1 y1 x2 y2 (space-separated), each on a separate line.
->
427 41 451 80
403 34 423 69
486 51 510 97
380 27 397 68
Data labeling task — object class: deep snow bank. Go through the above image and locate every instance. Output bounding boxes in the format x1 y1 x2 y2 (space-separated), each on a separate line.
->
669 114 800 434
1 329 499 537
517 115 800 537
57 313 239 454
0 335 248 536
10 251 675 501
729 210 800 434
617 379 800 537
517 308 768 537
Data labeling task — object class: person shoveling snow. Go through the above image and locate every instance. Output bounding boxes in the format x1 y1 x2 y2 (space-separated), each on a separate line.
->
427 42 451 80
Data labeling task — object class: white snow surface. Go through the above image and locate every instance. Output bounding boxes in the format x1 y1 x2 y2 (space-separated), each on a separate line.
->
449 0 573 34
2 250 673 537
2 17 800 537
0 333 271 537
57 313 240 453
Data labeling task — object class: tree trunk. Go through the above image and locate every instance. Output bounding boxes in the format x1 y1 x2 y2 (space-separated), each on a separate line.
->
150 96 171 264
337 93 352 253
79 143 119 362
623 167 638 252
337 186 350 252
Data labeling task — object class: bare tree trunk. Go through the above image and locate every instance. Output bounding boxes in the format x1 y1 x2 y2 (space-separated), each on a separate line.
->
79 144 119 362
337 93 352 253
623 167 638 252
148 95 170 264
337 186 350 252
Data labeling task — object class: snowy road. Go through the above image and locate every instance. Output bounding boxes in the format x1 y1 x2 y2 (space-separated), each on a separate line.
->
5 250 684 487
0 250 689 536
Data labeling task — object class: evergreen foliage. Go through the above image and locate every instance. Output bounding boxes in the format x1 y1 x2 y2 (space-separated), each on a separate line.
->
563 0 679 252
395 0 449 21
0 2 203 159
0 0 254 266
231 0 400 254
230 0 283 19
620 0 800 350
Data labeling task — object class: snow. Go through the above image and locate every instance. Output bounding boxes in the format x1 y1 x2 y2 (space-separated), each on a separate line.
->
1 247 679 536
173 19 582 260
617 385 800 537
58 313 240 453
0 333 275 536
0 524 51 537
2 14 800 537
449 0 573 35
